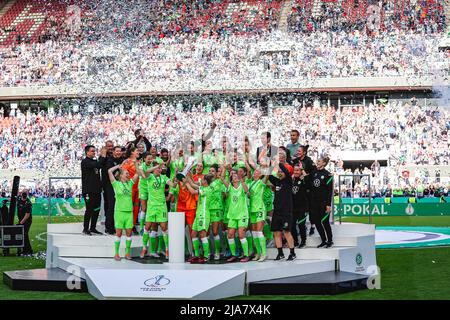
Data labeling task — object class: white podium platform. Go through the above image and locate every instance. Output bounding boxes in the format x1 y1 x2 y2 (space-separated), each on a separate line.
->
45 222 376 300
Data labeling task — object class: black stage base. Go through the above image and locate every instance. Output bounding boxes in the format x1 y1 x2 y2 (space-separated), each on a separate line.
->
248 271 369 295
3 268 88 292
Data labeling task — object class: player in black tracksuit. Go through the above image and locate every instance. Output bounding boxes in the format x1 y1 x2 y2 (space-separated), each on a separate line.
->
269 162 296 261
292 165 309 248
293 145 316 236
309 156 334 248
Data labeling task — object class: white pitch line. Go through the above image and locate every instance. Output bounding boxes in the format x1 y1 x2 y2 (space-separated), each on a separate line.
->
36 232 47 242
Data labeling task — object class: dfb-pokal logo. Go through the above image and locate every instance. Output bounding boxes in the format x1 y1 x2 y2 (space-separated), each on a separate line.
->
144 275 171 288
356 253 363 266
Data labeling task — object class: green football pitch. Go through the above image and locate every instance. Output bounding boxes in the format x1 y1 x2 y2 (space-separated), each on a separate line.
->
1 216 450 300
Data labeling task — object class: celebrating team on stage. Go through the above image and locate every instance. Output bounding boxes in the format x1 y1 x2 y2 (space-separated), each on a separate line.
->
80 125 334 263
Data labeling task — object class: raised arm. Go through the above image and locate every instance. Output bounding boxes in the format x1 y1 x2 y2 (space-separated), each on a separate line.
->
166 178 176 188
135 161 145 178
130 160 140 183
140 164 161 178
108 164 121 183
247 154 257 171
240 176 249 194
279 163 290 177
184 179 199 195
202 122 216 144
245 160 252 180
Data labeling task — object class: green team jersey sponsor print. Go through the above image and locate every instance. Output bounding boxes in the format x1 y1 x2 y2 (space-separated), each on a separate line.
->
196 186 212 220
249 179 266 213
227 183 249 220
209 179 226 210
112 180 134 212
147 174 169 208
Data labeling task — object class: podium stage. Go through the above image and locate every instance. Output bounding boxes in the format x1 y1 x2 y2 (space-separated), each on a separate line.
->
16 221 376 299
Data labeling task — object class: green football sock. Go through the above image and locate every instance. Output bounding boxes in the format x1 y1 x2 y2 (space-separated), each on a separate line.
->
240 238 249 257
214 235 221 254
246 232 253 254
235 235 241 252
149 232 157 254
157 235 164 252
114 237 120 255
263 224 273 240
185 237 190 254
253 232 261 255
139 211 146 229
142 231 149 248
192 238 200 257
228 238 236 256
125 237 132 255
163 233 169 251
222 231 229 250
259 233 267 256
201 238 210 258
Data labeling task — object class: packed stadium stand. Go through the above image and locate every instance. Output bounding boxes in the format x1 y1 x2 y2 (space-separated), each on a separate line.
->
0 0 448 195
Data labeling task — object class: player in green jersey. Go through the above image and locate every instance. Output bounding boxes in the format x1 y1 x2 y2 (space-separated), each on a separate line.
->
185 174 215 263
139 162 175 259
208 164 227 260
247 167 270 262
221 170 251 263
202 140 218 175
169 148 185 180
138 153 160 235
108 161 139 261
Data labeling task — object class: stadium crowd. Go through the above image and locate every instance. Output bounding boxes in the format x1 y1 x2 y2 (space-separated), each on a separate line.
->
1 29 446 88
0 98 449 198
0 0 448 88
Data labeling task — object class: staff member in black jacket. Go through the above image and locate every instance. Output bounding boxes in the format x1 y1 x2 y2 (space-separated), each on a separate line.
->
269 158 296 261
1 199 11 256
102 146 124 235
293 145 315 174
309 156 334 248
81 145 107 235
293 145 316 235
292 164 309 248
16 192 33 256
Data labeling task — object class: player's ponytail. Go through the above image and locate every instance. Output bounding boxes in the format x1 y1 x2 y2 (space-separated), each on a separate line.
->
320 156 330 166
300 145 309 153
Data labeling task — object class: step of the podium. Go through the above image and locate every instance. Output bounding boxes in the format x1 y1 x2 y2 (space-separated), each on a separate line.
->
49 233 143 247
248 271 369 295
49 232 359 248
56 244 144 258
305 236 358 247
327 223 374 236
3 268 88 293
47 222 374 236
266 246 355 260
56 257 336 284
48 222 103 234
